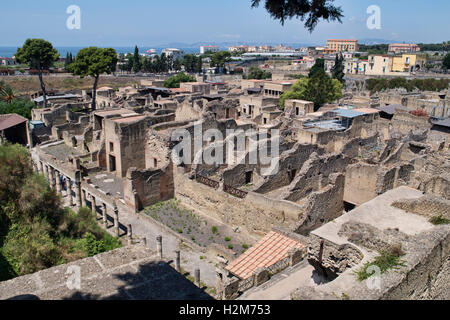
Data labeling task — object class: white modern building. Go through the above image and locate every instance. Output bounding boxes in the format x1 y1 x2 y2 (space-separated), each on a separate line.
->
161 48 185 61
200 45 220 54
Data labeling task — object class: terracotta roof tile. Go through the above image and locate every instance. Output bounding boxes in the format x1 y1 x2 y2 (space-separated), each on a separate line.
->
226 231 304 279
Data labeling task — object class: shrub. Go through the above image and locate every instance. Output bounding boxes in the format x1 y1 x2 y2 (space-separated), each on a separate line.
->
228 244 234 250
429 215 450 225
224 237 231 242
211 226 218 234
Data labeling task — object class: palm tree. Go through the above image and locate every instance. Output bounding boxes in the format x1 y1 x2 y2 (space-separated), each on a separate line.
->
0 81 15 103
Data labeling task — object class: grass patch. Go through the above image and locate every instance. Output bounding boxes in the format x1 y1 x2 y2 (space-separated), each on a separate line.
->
429 215 450 225
355 247 406 282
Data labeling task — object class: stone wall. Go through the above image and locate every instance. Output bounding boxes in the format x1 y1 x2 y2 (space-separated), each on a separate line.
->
123 163 174 212
392 195 450 219
174 167 304 236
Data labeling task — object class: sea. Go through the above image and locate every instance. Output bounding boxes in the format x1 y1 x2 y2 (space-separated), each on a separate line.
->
0 46 201 58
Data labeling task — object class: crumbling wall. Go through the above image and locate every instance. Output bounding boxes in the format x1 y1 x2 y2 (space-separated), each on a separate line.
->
392 195 450 219
254 144 321 194
344 163 378 206
123 163 174 212
292 173 346 234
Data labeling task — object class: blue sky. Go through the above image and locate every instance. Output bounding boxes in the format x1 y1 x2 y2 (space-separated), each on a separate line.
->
1 0 449 47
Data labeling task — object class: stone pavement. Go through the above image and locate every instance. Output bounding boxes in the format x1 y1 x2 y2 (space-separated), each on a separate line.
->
0 246 213 300
60 191 219 290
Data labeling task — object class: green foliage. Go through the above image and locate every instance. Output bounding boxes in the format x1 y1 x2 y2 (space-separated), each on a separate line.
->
331 53 345 84
224 237 231 242
429 215 450 225
250 0 343 32
0 144 121 281
163 72 196 88
181 54 203 73
0 80 15 104
68 47 118 78
443 53 450 70
211 226 218 234
210 51 232 68
245 66 272 80
15 39 59 70
133 46 142 73
355 249 406 281
280 70 343 110
308 58 325 78
0 98 35 119
366 77 450 93
228 244 234 250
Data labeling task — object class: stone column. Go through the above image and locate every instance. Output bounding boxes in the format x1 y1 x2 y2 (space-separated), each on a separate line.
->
74 179 82 208
91 195 97 215
142 237 147 247
55 171 62 195
42 163 47 178
50 167 56 190
45 165 50 182
175 250 181 272
127 224 132 245
102 203 107 225
82 190 88 207
68 178 74 206
113 205 120 237
195 268 201 287
39 161 44 173
156 236 163 259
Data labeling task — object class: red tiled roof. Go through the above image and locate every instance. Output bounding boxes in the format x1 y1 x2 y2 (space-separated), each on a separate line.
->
0 114 28 131
226 231 304 279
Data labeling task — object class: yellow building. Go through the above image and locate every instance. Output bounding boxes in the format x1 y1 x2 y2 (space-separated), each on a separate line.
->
392 54 427 73
326 39 359 53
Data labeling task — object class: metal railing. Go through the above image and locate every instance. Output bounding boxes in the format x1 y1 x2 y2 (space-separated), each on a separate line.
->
196 174 220 189
223 184 248 199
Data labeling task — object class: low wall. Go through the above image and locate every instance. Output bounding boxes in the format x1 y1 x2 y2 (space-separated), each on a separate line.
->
174 168 304 236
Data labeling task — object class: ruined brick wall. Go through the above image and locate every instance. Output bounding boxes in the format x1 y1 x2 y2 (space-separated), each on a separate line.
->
344 163 379 205
292 173 346 234
254 144 321 194
420 176 450 200
283 153 349 203
123 163 174 212
392 195 450 218
391 111 431 135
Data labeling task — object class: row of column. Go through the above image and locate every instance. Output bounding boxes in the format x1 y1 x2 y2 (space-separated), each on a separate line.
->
35 160 123 238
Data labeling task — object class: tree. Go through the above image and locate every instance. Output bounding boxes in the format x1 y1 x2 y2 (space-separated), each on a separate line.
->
443 53 450 70
210 51 232 68
15 39 59 108
0 99 35 119
133 46 142 73
308 58 325 77
246 66 272 79
280 69 342 110
0 81 15 104
163 73 196 88
67 47 118 110
251 0 343 32
331 53 345 84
